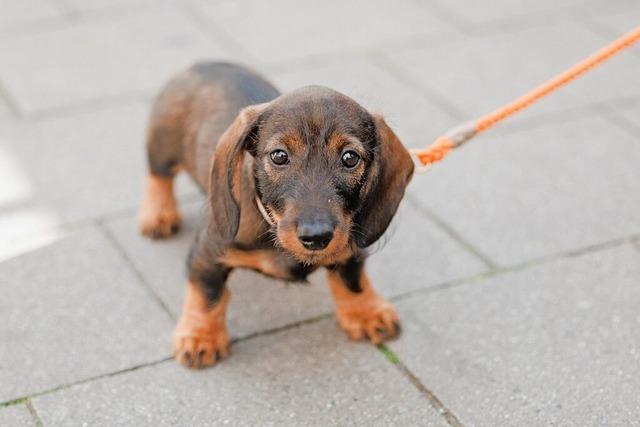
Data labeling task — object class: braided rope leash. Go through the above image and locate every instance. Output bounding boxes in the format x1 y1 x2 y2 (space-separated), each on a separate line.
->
411 26 640 173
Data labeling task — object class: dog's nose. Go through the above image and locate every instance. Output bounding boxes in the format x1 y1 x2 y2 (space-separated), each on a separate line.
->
297 222 334 250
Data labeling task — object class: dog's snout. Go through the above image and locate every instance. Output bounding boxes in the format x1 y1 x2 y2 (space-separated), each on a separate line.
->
297 221 334 251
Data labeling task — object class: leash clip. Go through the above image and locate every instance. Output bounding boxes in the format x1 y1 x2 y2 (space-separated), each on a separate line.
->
409 149 433 174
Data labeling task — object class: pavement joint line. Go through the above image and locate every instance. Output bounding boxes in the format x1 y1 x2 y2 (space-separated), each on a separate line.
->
391 232 640 305
579 14 640 62
97 220 178 322
404 194 499 270
376 344 465 427
462 8 578 38
419 0 474 36
25 399 44 427
0 17 76 43
231 313 333 344
0 315 336 408
178 0 258 64
22 91 151 123
596 104 640 141
370 52 470 122
262 29 465 76
49 0 80 19
0 193 203 262
485 104 602 136
0 357 172 409
0 78 23 119
0 4 141 43
1 231 636 408
0 192 204 253
575 10 617 40
264 49 373 76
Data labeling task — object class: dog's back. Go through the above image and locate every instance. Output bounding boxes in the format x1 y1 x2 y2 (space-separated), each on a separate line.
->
146 62 280 189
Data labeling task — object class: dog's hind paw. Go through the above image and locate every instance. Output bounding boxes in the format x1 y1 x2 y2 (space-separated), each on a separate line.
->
138 176 181 239
139 205 181 239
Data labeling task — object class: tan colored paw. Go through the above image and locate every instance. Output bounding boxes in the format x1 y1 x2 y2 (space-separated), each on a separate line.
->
336 297 401 344
138 176 181 239
172 323 230 369
139 202 181 239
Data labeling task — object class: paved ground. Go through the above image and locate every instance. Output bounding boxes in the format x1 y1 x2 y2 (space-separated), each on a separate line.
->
1 0 639 425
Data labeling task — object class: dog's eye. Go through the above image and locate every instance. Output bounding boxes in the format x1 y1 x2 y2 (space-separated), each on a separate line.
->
341 151 360 168
270 149 289 165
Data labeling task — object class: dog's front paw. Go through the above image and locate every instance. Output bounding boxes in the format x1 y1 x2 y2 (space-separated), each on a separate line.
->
335 296 401 344
172 319 230 369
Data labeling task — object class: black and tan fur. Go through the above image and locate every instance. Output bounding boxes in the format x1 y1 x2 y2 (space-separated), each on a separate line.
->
139 62 414 369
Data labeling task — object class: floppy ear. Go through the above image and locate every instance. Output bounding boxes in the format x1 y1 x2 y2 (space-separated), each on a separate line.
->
208 102 270 243
354 114 414 248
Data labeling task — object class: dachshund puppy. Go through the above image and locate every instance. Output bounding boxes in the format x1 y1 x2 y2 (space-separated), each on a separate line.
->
139 62 414 368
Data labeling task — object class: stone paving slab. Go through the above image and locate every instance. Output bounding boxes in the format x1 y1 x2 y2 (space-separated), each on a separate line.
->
581 1 640 41
32 318 447 427
0 97 12 122
270 56 458 148
408 115 640 266
106 195 487 339
60 0 170 15
0 204 64 263
612 103 640 130
367 202 489 293
2 102 199 225
0 0 63 35
435 0 611 25
197 0 454 63
0 8 230 115
386 20 640 125
389 243 640 426
0 404 36 426
0 227 174 403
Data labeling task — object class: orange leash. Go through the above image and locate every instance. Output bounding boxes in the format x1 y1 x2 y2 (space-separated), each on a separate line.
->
411 26 640 171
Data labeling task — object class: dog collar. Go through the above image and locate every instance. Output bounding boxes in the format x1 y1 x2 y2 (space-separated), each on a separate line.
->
255 197 276 227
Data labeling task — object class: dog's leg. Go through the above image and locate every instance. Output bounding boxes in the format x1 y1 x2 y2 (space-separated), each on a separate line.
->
173 234 231 368
139 125 183 238
327 256 400 344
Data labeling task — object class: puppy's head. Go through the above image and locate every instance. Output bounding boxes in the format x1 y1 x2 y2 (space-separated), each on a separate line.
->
210 86 414 264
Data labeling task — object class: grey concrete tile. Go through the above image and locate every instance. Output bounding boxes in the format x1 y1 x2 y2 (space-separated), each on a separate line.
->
33 319 447 427
2 103 199 224
582 7 640 53
0 139 65 262
0 0 62 34
0 97 12 122
389 244 640 426
0 9 230 115
0 205 64 263
197 0 452 63
60 0 170 14
0 404 36 426
367 203 489 294
614 103 640 130
387 20 640 123
408 116 640 266
106 197 488 339
0 227 174 403
270 57 458 148
435 0 624 25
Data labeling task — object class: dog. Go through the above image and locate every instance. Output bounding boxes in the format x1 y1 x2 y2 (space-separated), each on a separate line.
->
139 62 414 368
